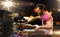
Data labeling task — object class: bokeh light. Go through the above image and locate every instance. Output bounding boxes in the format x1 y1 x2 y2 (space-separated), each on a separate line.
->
2 0 13 8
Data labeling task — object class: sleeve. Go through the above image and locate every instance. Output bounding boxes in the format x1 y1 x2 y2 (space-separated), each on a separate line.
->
44 14 51 21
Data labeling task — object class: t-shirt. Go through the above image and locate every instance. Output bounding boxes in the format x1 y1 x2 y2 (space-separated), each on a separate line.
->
41 12 53 35
41 13 52 25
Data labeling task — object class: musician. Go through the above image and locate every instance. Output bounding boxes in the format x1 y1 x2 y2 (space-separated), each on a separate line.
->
28 4 53 35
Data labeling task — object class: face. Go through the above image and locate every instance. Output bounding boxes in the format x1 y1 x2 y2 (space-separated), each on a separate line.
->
34 7 44 16
34 7 41 13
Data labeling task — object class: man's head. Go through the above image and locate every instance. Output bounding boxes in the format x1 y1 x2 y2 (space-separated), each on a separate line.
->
34 4 46 13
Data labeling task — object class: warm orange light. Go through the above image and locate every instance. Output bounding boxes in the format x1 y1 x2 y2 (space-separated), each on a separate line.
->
49 11 52 15
30 15 33 19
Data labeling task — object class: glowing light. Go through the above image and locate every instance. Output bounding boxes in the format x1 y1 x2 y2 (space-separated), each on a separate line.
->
57 9 60 12
3 0 13 8
57 0 60 1
49 11 52 15
53 31 60 35
30 15 34 19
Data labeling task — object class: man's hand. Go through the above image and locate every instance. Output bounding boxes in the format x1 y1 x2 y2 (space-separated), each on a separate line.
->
24 16 41 22
38 25 52 29
34 16 41 19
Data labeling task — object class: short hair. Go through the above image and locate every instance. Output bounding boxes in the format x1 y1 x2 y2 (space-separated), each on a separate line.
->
35 4 47 11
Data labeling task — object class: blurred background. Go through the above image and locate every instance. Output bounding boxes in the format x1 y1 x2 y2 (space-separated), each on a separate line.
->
0 0 60 37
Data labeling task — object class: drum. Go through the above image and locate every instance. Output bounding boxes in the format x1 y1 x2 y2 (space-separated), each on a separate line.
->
18 23 35 31
18 23 26 31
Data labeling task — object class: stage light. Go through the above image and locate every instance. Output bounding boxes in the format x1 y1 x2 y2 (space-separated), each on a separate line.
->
57 0 60 1
2 0 13 8
53 30 60 35
57 9 60 12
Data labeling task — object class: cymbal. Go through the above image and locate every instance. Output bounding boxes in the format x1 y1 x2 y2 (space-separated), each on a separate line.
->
8 14 13 16
24 17 31 20
19 20 25 22
8 14 19 17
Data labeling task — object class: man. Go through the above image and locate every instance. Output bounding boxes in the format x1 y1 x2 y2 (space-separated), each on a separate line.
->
28 4 53 35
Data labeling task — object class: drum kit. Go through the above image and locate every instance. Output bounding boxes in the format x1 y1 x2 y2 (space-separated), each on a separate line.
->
9 14 46 37
9 13 40 33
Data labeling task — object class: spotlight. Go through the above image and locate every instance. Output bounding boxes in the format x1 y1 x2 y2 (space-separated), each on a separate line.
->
3 0 13 8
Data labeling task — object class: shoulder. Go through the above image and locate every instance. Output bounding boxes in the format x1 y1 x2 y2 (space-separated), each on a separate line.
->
45 13 53 21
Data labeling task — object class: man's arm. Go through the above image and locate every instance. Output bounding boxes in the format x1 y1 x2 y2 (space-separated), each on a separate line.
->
39 19 53 29
34 19 53 30
28 16 41 22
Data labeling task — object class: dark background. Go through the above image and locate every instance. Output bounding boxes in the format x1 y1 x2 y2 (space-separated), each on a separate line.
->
0 0 60 37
